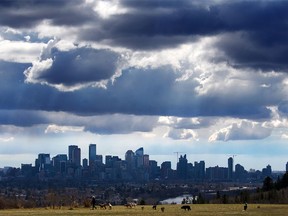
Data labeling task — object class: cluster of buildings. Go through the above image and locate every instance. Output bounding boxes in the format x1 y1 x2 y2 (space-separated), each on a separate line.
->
1 144 286 183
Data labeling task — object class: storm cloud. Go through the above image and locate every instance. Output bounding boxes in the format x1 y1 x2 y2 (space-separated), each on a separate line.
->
25 46 120 87
0 0 94 28
1 0 288 142
77 0 288 71
0 61 274 120
1 0 288 70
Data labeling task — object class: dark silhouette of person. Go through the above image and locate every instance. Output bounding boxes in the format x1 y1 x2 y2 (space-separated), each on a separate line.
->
91 196 96 210
244 202 248 211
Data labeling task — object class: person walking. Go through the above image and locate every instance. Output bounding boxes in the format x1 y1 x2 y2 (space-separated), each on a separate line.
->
243 202 248 211
91 196 96 210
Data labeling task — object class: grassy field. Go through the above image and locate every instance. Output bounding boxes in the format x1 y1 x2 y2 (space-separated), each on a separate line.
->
1 204 288 216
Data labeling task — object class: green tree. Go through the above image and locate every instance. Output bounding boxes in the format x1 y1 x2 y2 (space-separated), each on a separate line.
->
216 191 220 199
263 176 274 191
197 193 205 204
275 172 288 189
222 194 228 204
139 199 145 205
239 190 250 203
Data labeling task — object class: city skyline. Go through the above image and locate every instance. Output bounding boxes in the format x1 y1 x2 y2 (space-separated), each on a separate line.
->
1 1 288 171
1 143 287 173
2 144 280 184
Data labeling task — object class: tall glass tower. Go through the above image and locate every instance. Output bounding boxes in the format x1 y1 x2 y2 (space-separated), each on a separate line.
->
68 145 78 162
89 144 97 165
228 157 234 180
135 147 144 168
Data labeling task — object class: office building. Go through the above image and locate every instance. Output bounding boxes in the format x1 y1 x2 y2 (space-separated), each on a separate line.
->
68 145 78 162
36 153 51 171
228 157 233 180
135 147 144 168
177 154 188 179
125 150 135 170
89 144 97 166
72 147 81 167
52 154 67 173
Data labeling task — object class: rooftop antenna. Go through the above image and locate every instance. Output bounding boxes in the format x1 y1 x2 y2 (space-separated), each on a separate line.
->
174 152 184 163
230 155 237 160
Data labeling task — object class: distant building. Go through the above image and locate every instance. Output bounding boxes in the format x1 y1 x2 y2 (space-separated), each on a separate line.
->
194 160 205 180
135 147 144 168
234 164 247 181
68 145 81 167
206 166 228 181
21 164 34 177
95 155 103 165
149 160 159 179
52 154 67 174
36 153 51 171
262 164 272 178
125 150 135 170
228 157 233 180
83 158 88 168
143 154 149 168
161 161 172 179
89 144 97 166
68 145 78 162
177 154 188 179
105 155 113 167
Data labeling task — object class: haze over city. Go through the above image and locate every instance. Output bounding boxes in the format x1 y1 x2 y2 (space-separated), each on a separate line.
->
1 0 288 171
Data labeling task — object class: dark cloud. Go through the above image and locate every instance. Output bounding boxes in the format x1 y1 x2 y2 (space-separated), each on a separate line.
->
121 0 194 9
0 62 272 122
0 0 94 28
216 32 288 71
213 0 288 70
278 101 288 116
84 115 158 135
0 61 64 111
0 110 48 127
80 3 226 49
205 1 288 70
2 0 288 71
26 47 120 86
82 1 288 70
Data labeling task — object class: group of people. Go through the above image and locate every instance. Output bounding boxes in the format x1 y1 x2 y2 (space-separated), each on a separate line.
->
91 196 112 210
91 196 248 212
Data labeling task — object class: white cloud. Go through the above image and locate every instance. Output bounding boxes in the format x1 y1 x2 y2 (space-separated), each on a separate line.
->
35 20 80 42
24 58 53 83
127 37 219 73
0 137 14 142
209 120 272 142
158 116 174 125
158 116 212 130
0 40 44 63
165 128 198 140
93 0 128 19
45 124 84 134
281 134 288 139
54 40 77 52
24 36 30 42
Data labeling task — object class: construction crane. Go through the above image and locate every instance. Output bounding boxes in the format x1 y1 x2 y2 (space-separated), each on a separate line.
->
174 152 184 163
229 155 237 160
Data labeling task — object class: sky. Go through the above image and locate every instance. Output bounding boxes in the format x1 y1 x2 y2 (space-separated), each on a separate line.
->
1 0 288 171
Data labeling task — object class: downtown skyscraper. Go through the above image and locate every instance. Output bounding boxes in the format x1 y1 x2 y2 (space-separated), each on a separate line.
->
89 144 97 166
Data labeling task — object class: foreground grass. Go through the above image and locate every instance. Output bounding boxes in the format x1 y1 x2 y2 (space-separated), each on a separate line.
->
1 204 288 216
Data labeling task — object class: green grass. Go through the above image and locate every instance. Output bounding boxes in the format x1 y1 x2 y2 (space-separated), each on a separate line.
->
1 204 288 216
